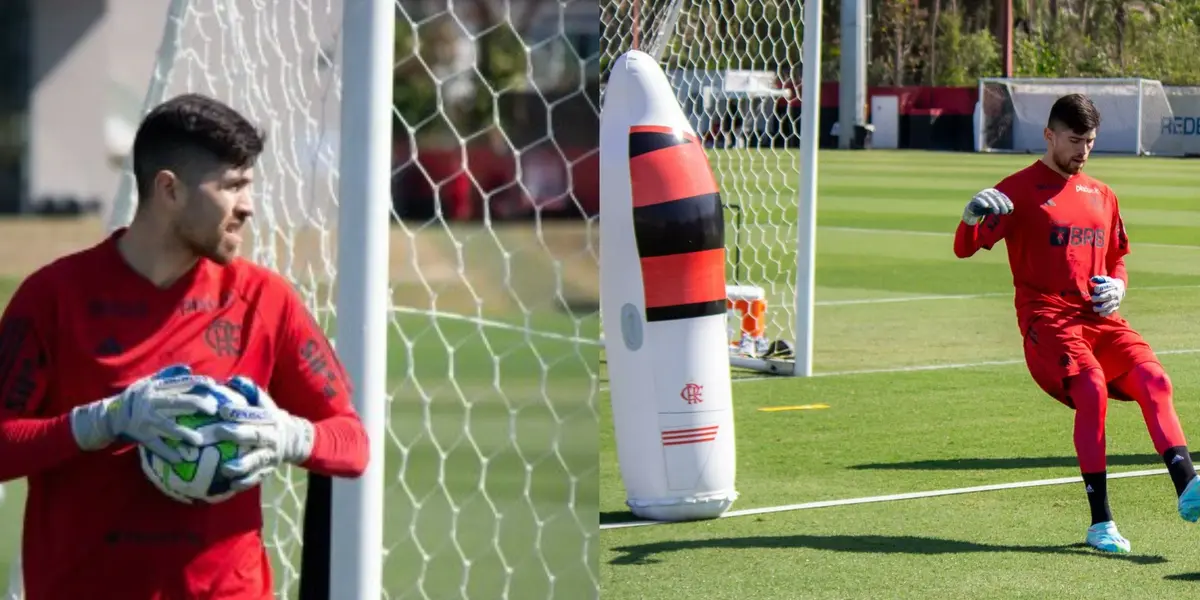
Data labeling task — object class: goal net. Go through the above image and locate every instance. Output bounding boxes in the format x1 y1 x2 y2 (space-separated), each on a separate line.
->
977 77 1176 156
600 0 812 375
7 0 600 599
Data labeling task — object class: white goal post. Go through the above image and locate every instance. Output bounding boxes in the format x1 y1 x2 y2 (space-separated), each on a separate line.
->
976 77 1178 156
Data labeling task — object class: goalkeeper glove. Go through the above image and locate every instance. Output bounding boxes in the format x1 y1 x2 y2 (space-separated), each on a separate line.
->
70 364 220 464
210 376 315 493
1090 275 1126 317
962 188 1013 225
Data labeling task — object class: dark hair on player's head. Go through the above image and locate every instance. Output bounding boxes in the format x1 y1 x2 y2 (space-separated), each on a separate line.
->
132 93 266 206
1047 93 1100 135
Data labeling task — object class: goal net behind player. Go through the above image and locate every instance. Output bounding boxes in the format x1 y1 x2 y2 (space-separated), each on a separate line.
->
601 0 808 370
978 77 1175 155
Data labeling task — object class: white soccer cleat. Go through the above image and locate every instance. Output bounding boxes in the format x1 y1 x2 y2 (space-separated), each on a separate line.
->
1086 520 1131 553
1177 474 1200 522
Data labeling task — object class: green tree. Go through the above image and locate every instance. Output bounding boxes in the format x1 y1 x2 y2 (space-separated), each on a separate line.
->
392 2 539 142
597 0 1200 88
392 14 443 134
935 9 1000 85
660 0 803 72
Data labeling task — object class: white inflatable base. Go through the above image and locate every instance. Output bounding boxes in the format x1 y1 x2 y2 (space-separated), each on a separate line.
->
628 490 740 522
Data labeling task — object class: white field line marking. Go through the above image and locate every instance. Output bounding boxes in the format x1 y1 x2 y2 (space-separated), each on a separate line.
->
818 293 1003 306
599 468 1168 531
820 225 1200 250
817 283 1200 306
390 305 603 346
759 347 1200 380
822 226 949 238
599 348 1200 391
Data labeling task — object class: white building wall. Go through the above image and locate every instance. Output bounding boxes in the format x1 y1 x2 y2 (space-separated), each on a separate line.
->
27 0 167 213
28 0 111 212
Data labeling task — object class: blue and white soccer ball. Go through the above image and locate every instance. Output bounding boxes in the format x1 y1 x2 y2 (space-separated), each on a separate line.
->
138 382 253 505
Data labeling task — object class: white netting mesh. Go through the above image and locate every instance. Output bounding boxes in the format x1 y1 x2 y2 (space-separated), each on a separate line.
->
11 1 599 599
979 78 1175 155
600 0 806 357
2 0 815 594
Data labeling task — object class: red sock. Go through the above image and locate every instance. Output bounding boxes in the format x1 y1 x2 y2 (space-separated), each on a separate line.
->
1111 362 1187 453
1067 368 1108 473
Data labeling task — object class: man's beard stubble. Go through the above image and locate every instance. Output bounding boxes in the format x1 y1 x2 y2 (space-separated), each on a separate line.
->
198 234 236 265
1057 154 1084 175
176 222 234 265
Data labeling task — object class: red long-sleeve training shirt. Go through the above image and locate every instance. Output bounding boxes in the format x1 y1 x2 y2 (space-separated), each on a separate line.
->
0 230 369 600
953 160 1130 331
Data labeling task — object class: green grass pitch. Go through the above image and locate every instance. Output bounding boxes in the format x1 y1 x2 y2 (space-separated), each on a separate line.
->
598 149 1200 599
3 148 1200 599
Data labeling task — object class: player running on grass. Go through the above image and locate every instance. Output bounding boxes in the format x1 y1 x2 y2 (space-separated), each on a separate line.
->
954 93 1200 554
0 93 369 599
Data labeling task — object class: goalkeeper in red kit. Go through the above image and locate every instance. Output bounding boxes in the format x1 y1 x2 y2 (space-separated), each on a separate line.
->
955 93 1200 554
0 94 369 599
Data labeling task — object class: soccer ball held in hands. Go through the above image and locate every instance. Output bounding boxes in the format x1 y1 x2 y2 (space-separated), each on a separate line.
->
137 371 259 505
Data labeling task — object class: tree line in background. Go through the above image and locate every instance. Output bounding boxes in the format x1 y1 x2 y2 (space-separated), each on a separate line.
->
393 0 539 141
393 0 600 147
869 0 1200 86
602 0 1200 87
390 0 1200 142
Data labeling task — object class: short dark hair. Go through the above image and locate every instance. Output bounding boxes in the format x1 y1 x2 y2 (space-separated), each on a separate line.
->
1047 93 1100 134
132 93 266 204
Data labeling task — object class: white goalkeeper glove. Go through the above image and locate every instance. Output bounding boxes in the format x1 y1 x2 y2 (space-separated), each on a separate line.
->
210 376 315 493
70 365 220 464
962 188 1013 225
1090 275 1126 317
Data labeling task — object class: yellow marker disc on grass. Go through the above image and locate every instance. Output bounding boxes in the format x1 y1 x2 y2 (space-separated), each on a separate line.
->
757 403 830 412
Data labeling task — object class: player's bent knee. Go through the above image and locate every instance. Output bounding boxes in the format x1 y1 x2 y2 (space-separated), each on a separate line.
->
1134 361 1172 399
1078 367 1108 390
1065 368 1107 411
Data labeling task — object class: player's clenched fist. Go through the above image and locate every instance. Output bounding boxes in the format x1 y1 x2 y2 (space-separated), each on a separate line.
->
962 188 1014 225
1090 275 1126 317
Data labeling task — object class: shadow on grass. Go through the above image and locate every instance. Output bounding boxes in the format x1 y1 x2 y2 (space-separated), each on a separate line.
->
848 453 1161 471
601 511 638 525
607 534 1168 566
561 298 600 316
1164 572 1200 582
